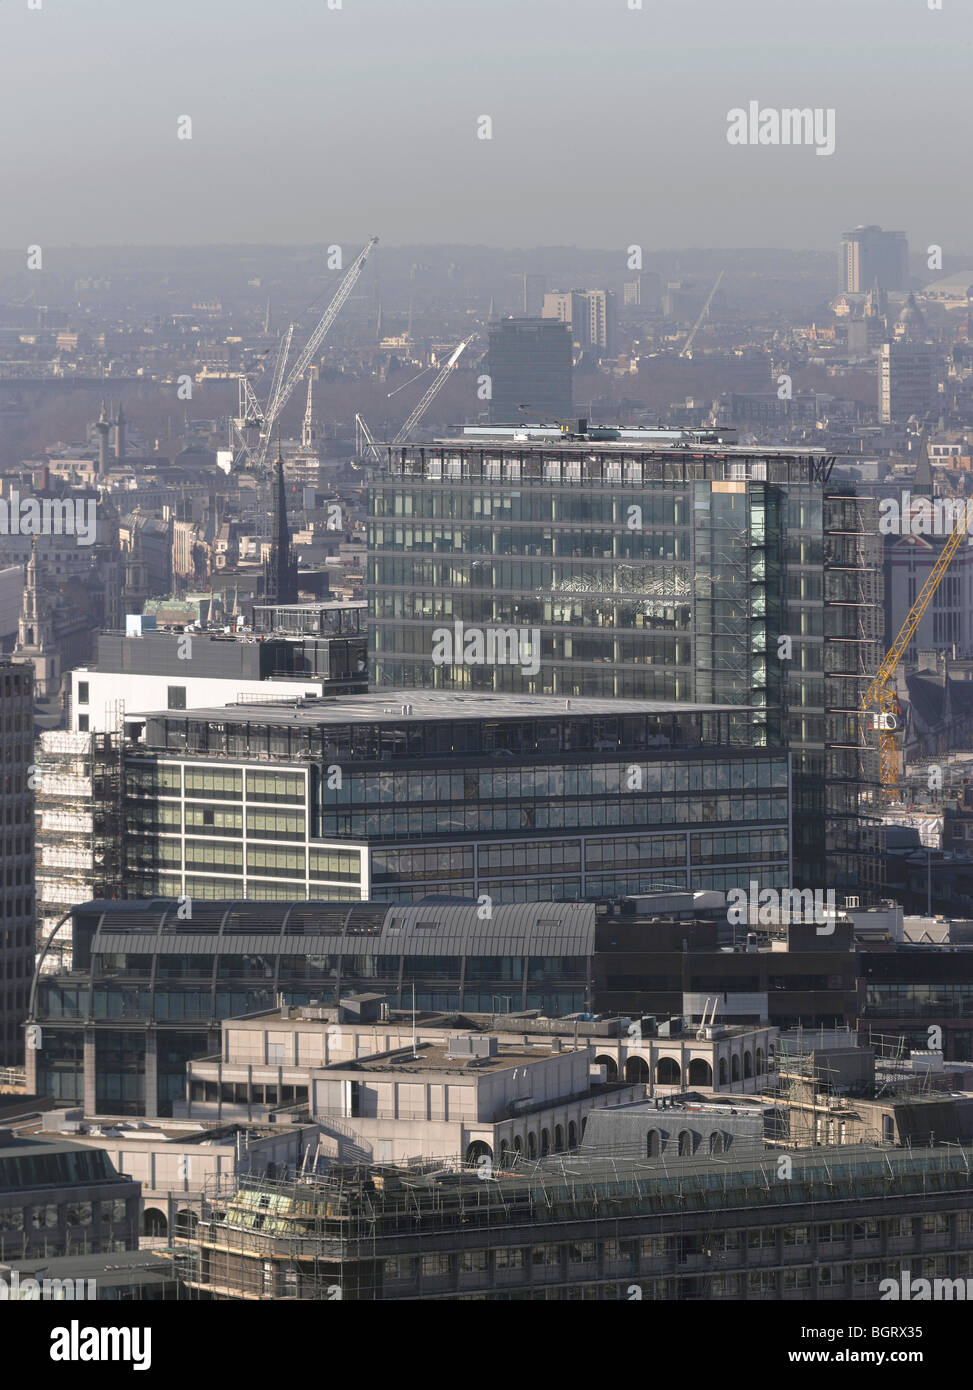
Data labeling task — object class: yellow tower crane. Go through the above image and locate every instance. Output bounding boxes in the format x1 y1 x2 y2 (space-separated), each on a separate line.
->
861 501 972 793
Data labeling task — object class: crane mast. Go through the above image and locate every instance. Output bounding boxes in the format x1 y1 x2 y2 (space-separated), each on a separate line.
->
862 498 972 793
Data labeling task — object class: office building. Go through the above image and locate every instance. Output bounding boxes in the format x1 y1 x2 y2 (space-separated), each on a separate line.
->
35 1112 317 1243
180 1003 642 1168
119 693 791 903
879 341 939 423
0 1132 140 1261
542 289 618 358
487 319 573 425
0 660 35 1066
367 430 885 895
29 893 863 1119
840 226 909 293
179 1139 973 1300
69 601 367 734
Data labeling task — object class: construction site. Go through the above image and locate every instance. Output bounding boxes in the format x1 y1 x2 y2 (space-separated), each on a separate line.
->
171 1138 973 1301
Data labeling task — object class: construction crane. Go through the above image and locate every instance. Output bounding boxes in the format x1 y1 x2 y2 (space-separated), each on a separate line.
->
679 270 724 358
861 501 972 793
234 236 378 471
355 413 380 463
355 333 475 460
390 336 474 446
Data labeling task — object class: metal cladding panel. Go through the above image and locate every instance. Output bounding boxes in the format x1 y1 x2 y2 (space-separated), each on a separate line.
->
150 936 217 954
82 899 595 960
92 933 166 954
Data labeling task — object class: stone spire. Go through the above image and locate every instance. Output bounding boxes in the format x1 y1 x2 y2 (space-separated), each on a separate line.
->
264 447 298 605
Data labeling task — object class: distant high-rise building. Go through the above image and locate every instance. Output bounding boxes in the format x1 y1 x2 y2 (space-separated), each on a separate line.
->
879 341 939 423
0 659 34 1065
840 226 909 293
487 319 572 425
542 289 618 357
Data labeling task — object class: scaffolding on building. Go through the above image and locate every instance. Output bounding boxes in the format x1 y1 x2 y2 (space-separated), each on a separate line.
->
170 1139 973 1301
34 728 123 971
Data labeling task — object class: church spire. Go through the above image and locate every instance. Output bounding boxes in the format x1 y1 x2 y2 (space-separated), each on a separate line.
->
265 436 298 605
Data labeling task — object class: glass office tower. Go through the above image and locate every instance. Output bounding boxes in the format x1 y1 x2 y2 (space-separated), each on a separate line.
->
367 433 884 896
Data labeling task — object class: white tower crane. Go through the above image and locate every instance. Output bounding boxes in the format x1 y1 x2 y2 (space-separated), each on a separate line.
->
679 269 724 358
234 237 378 472
389 336 473 446
356 335 474 461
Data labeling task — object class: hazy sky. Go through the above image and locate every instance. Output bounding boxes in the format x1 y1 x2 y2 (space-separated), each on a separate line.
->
0 0 968 252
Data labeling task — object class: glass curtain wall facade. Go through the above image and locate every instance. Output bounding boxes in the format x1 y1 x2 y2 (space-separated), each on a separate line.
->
367 445 883 896
121 703 790 904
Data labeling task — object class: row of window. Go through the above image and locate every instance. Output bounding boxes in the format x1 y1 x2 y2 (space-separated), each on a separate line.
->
384 1232 972 1283
0 1200 129 1232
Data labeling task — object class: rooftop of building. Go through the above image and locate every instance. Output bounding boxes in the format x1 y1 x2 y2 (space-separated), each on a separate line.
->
429 427 831 459
35 1115 302 1145
130 690 763 726
72 899 597 958
199 1142 973 1237
334 1039 555 1077
228 1000 768 1043
0 1248 179 1290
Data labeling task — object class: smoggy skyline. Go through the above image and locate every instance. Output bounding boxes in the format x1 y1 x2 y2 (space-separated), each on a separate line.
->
0 0 969 252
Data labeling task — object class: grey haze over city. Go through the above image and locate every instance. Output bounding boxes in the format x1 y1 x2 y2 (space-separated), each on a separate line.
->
0 0 969 250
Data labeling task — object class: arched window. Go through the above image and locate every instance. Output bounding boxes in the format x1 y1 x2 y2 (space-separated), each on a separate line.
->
595 1054 618 1081
678 1130 694 1156
718 1057 728 1085
731 1055 741 1082
656 1056 681 1085
173 1209 198 1239
466 1140 493 1168
709 1131 724 1155
647 1128 662 1158
688 1058 713 1086
625 1055 649 1083
540 1129 550 1156
743 1050 753 1079
498 1139 509 1164
554 1125 564 1153
142 1208 167 1238
513 1135 523 1153
527 1132 537 1159
756 1047 765 1076
567 1121 578 1149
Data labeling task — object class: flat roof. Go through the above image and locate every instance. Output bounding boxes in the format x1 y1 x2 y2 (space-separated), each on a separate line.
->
428 435 830 457
341 1041 551 1075
132 691 758 725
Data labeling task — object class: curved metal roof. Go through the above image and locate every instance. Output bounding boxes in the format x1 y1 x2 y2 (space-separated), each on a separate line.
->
85 898 596 957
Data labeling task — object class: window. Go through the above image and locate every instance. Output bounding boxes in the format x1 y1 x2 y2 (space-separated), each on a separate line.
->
78 715 89 732
495 1248 525 1269
167 686 187 711
77 682 89 704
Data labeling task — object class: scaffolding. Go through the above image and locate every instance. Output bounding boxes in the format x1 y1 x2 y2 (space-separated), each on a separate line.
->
172 1140 973 1301
34 729 123 971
